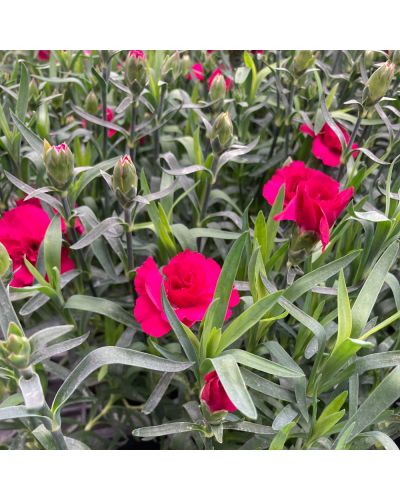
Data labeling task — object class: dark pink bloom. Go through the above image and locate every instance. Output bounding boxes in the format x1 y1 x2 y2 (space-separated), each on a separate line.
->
106 107 117 138
251 50 265 54
200 371 237 413
133 250 240 337
187 63 204 82
300 123 359 168
128 50 145 60
0 201 76 287
16 198 84 235
38 50 51 61
262 161 354 249
83 50 92 56
208 68 233 91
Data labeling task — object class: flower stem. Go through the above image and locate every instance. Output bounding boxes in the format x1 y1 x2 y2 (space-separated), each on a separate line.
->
337 108 363 182
154 84 166 164
124 207 135 298
199 156 218 225
129 100 137 161
61 193 96 297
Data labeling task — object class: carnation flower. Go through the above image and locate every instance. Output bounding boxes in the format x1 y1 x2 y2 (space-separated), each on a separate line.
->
0 200 78 287
300 123 359 168
38 50 51 61
200 371 237 413
187 63 204 82
262 161 354 249
133 250 240 337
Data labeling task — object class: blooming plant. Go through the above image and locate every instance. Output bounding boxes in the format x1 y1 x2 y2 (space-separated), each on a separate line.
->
0 50 399 450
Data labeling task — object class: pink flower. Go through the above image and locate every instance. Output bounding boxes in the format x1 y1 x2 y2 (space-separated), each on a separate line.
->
105 107 117 138
0 201 76 287
128 50 145 60
16 198 84 235
208 68 233 91
187 63 204 82
133 250 240 337
251 50 265 54
200 371 237 413
38 50 51 61
300 123 359 168
262 161 354 249
83 50 92 56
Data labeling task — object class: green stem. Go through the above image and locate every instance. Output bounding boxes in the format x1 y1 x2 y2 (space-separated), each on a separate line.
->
337 108 363 182
124 207 135 299
199 156 218 225
61 194 96 297
129 100 137 161
154 85 166 163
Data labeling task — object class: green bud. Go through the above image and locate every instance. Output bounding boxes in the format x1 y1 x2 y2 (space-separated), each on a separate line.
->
209 73 226 106
28 79 39 103
43 141 75 191
112 155 138 208
36 102 50 139
161 52 182 83
364 61 395 106
0 323 31 370
364 50 375 67
181 54 192 74
0 242 12 283
391 51 400 66
84 90 99 115
293 50 315 76
51 91 64 111
125 50 147 97
210 112 233 154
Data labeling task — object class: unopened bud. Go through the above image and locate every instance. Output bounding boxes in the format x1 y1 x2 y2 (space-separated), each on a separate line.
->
43 141 74 191
364 61 395 106
84 91 99 115
28 79 39 103
36 102 50 139
209 73 226 105
182 54 192 74
293 50 315 76
161 52 182 83
125 50 147 97
210 112 233 154
0 323 31 370
112 155 138 208
391 51 400 66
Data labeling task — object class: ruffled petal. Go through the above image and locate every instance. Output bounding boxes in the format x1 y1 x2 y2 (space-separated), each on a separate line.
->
312 136 341 167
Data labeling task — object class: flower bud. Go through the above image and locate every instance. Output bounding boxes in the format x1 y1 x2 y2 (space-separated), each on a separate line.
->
28 79 39 103
390 51 400 66
112 155 138 208
0 242 12 284
84 90 99 115
209 73 226 105
161 51 182 83
125 50 147 97
43 141 74 191
0 323 31 370
36 102 50 139
182 54 192 74
364 61 395 106
210 112 233 154
293 50 315 76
